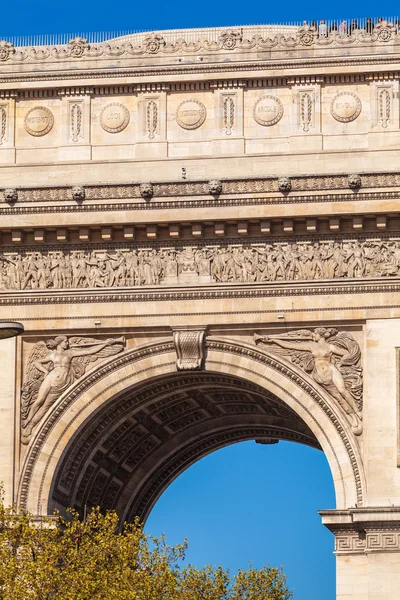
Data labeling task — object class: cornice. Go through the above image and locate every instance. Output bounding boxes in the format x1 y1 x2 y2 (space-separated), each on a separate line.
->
1 278 400 307
3 171 400 212
2 56 400 88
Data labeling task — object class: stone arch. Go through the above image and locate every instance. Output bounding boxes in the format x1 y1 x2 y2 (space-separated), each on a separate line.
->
18 337 365 519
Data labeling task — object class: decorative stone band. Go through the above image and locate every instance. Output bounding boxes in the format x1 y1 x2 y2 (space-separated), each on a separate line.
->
1 236 400 292
320 508 400 554
0 26 398 65
8 171 400 203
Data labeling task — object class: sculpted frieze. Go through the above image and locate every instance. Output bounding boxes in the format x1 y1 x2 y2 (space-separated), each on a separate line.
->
1 238 400 291
1 26 399 65
254 327 363 435
21 335 126 444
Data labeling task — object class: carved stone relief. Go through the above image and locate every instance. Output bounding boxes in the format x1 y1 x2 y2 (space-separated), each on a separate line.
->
172 326 207 370
222 95 235 135
254 327 363 435
69 101 83 143
176 99 206 130
146 99 158 139
253 95 283 126
4 188 18 203
24 106 54 137
0 40 13 61
20 335 126 444
348 174 362 189
299 90 314 132
1 237 400 291
71 186 85 201
278 177 292 192
330 92 362 123
139 182 153 200
377 86 392 128
0 27 398 66
100 102 130 134
0 104 7 145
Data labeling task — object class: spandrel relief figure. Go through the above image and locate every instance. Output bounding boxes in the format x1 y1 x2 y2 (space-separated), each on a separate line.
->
255 327 363 435
21 335 125 444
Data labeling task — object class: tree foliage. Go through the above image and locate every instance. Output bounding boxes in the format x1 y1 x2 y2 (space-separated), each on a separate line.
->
0 493 293 600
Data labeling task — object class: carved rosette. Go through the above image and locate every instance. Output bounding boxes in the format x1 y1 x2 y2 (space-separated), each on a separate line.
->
172 326 208 370
140 182 153 200
72 186 85 201
208 179 222 196
4 188 18 203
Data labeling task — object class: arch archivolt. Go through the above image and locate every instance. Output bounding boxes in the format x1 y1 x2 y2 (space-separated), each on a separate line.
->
17 336 365 517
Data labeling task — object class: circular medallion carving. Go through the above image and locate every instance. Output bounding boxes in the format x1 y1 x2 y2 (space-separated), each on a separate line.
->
330 92 362 123
24 106 54 137
253 95 284 126
176 99 207 130
100 102 130 133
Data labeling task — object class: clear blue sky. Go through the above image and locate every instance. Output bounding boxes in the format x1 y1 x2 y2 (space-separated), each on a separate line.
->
3 2 386 597
0 2 399 37
147 441 335 600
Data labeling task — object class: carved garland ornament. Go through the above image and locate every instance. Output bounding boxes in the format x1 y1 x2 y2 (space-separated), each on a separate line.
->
24 106 54 137
253 95 284 126
330 92 362 123
100 102 130 134
176 99 207 130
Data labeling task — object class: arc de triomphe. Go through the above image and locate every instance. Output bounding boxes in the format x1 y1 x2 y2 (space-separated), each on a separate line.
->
0 22 400 598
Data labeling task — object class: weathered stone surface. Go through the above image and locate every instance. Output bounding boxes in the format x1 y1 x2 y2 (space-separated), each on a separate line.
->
0 21 400 599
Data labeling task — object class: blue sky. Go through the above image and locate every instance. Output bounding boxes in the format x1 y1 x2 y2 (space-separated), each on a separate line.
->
1 2 399 37
147 441 335 600
2 2 383 597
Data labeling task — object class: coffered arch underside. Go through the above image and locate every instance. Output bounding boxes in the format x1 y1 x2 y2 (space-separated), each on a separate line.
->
18 338 365 518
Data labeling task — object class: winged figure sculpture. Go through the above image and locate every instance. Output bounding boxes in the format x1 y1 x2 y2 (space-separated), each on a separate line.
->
254 327 363 435
21 335 125 444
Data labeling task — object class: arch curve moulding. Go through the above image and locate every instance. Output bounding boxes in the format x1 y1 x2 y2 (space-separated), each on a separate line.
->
17 337 365 519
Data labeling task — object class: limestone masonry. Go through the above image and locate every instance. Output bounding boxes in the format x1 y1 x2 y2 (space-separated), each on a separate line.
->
1 20 400 599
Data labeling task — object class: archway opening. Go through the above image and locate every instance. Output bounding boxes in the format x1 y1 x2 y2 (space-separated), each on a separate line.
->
49 371 324 521
146 440 336 600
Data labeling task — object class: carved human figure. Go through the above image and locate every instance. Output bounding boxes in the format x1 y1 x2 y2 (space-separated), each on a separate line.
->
21 335 125 443
255 327 363 435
